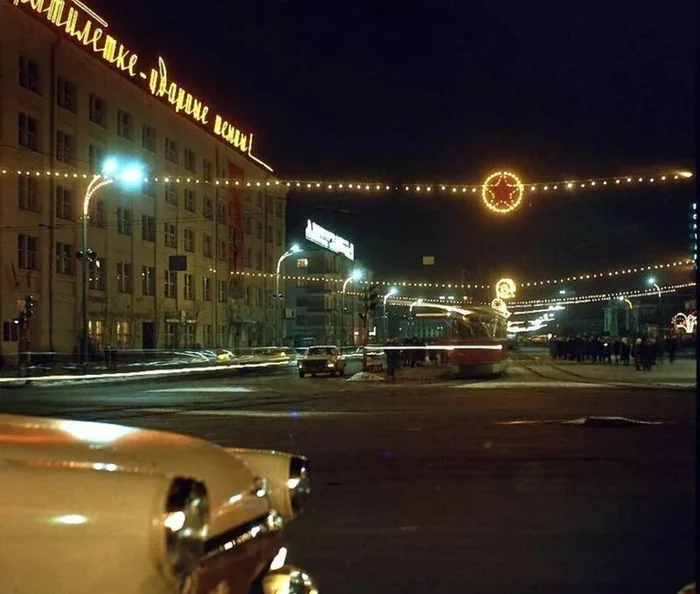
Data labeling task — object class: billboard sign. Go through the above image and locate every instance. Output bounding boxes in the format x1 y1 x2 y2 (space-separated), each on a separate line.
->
305 220 354 260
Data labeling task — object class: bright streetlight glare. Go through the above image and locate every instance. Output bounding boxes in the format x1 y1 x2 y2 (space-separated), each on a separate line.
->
118 164 145 187
290 244 302 253
388 287 398 296
101 157 120 176
351 269 364 280
648 277 656 285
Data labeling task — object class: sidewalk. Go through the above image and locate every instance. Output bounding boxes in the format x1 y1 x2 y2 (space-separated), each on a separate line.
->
545 358 696 388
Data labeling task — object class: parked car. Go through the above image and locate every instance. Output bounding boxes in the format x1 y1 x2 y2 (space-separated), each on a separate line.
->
0 414 317 594
298 346 346 377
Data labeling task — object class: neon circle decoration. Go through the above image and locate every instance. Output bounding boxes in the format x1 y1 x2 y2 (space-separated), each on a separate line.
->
495 278 517 300
482 171 524 214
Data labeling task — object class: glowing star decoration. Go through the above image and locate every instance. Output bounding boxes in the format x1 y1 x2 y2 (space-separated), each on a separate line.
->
482 171 525 213
672 312 696 334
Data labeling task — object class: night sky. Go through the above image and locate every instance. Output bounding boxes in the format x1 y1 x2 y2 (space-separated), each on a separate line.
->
92 0 695 286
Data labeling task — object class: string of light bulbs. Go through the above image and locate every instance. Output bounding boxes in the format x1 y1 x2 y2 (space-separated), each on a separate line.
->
385 282 695 310
0 167 693 195
227 257 694 291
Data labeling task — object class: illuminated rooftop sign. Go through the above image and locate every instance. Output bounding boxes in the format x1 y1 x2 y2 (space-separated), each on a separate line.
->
12 0 272 171
305 220 355 260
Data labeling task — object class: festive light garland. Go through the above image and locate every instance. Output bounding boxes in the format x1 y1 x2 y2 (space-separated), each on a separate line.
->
222 258 694 292
0 167 693 195
385 282 696 309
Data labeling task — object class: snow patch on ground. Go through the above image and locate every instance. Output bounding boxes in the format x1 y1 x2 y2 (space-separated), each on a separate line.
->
346 372 386 382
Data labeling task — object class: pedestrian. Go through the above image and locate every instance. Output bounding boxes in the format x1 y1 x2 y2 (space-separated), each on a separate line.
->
612 338 621 364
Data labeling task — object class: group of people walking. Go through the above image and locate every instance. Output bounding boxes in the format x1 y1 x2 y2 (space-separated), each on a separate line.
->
548 334 680 371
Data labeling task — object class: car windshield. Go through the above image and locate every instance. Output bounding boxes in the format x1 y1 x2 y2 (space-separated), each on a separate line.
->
307 347 335 356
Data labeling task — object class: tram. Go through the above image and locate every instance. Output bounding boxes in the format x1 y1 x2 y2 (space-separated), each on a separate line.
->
410 302 510 377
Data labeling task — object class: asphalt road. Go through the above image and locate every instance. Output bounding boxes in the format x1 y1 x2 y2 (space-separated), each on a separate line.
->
0 364 695 594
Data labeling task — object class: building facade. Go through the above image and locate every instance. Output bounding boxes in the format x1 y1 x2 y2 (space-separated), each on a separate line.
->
283 249 360 347
0 1 286 360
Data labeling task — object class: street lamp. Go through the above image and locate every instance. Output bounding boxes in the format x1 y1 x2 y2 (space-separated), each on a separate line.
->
648 277 662 298
80 158 144 366
341 268 363 346
383 287 398 341
275 244 301 346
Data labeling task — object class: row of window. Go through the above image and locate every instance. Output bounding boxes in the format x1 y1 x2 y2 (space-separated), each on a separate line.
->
15 177 284 236
85 321 229 350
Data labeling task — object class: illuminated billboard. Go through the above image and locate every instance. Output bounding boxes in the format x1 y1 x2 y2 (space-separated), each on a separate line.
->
305 220 354 260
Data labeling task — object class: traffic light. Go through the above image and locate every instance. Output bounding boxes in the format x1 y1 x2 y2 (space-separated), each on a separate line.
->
24 295 35 319
367 285 379 312
14 312 27 328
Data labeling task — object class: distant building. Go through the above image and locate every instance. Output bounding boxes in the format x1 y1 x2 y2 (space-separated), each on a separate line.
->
0 3 286 359
283 250 360 347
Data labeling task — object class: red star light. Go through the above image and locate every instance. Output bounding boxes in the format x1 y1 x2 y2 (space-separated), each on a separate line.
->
482 171 524 213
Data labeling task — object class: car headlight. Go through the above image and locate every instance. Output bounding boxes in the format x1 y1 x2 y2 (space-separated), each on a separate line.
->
164 478 209 582
327 362 335 368
288 456 310 515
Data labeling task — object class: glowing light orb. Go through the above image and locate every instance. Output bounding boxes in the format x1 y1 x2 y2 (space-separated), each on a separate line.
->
482 171 524 214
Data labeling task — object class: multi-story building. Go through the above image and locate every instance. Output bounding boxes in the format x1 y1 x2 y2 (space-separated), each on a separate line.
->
284 249 360 346
0 1 286 360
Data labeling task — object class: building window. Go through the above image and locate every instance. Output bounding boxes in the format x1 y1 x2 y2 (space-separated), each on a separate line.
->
256 221 263 239
246 248 252 268
90 198 105 228
256 252 263 271
18 177 40 212
89 144 105 173
245 285 251 305
184 228 195 253
117 207 133 235
142 215 156 242
55 186 74 220
184 189 196 213
267 225 273 243
165 322 177 348
296 258 308 268
141 266 156 296
19 55 40 93
183 274 194 300
56 77 77 112
88 94 106 127
275 229 282 246
203 234 213 258
245 190 252 202
257 192 262 207
203 159 213 182
165 138 178 164
217 280 227 303
164 270 177 298
182 324 195 348
55 130 75 164
117 110 133 140
18 235 39 270
184 149 196 173
142 124 156 152
142 179 156 198
55 242 74 275
116 321 132 349
203 196 213 220
217 201 226 223
202 324 213 347
218 240 227 261
203 276 212 301
219 324 227 347
18 113 39 151
256 287 263 306
88 258 105 290
164 223 177 248
165 183 177 205
117 261 133 293
3 321 20 342
87 320 105 350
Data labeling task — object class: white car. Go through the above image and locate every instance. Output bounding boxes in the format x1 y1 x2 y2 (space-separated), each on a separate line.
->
0 414 317 594
298 346 347 378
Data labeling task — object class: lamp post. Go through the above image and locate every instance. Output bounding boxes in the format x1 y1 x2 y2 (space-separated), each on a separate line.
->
648 277 662 299
275 244 301 346
341 268 363 346
383 287 398 341
80 158 143 367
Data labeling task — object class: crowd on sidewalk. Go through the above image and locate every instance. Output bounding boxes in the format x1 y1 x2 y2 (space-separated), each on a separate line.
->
548 334 682 371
